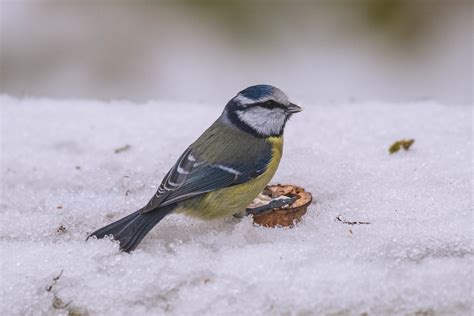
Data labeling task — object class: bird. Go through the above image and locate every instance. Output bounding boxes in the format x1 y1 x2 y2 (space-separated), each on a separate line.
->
88 84 302 252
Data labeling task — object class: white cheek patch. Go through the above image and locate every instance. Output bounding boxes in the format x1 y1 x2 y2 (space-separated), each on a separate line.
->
237 107 286 136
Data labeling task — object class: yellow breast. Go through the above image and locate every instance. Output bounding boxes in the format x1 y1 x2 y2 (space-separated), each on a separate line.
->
179 136 283 219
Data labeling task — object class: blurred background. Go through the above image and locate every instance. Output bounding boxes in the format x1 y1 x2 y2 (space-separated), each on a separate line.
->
1 0 472 105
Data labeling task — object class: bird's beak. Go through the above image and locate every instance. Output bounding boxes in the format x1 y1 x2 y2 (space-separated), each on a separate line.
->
287 103 303 113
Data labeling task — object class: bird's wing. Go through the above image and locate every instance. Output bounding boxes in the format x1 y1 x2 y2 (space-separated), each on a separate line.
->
141 146 271 213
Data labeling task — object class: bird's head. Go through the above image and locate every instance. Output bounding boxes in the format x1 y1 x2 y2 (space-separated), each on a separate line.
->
223 84 302 137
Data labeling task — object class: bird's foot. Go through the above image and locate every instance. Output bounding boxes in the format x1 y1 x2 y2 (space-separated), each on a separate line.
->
245 196 296 216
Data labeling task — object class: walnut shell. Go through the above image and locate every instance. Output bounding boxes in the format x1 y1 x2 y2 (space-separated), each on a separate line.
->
252 184 312 227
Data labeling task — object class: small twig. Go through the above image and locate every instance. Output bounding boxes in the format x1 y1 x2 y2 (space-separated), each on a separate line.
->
46 270 64 292
336 215 371 225
45 270 75 312
114 144 131 154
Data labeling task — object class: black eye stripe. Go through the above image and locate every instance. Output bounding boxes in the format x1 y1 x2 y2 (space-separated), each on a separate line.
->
252 100 286 110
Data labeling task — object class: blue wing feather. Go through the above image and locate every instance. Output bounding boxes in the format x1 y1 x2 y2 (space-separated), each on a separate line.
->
141 147 271 212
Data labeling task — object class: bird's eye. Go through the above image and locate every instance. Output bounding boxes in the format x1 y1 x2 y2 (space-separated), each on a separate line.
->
254 100 282 110
263 100 276 108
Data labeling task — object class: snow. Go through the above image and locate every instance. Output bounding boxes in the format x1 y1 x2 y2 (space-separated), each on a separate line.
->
0 96 472 315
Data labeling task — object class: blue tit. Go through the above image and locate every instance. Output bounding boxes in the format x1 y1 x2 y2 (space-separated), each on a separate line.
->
88 84 302 252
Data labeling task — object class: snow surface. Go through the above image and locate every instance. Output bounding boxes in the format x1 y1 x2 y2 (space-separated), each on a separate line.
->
0 96 472 315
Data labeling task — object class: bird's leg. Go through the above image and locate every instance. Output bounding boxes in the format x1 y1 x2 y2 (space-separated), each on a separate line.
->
233 212 245 219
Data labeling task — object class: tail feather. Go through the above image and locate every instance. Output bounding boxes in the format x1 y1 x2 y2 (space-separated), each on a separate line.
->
87 210 142 240
88 205 174 252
